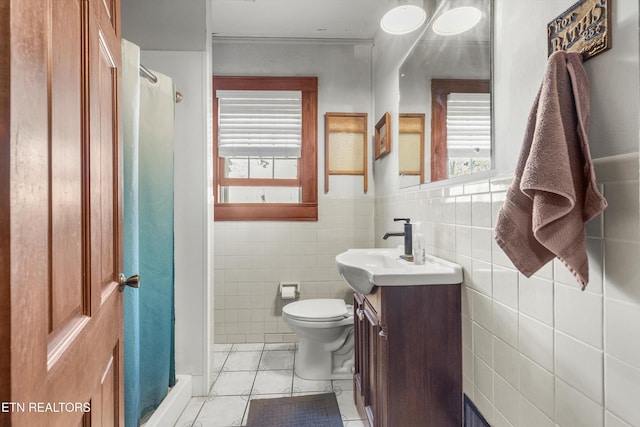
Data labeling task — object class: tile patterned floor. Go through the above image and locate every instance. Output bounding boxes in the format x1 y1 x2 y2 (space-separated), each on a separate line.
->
174 343 367 427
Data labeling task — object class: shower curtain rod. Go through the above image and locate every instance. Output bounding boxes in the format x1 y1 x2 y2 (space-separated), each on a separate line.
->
139 63 184 103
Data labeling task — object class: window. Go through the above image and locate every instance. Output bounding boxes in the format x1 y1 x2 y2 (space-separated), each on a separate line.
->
213 77 318 221
446 92 491 177
431 79 491 181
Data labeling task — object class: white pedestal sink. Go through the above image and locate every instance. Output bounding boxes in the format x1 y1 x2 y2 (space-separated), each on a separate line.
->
335 247 463 294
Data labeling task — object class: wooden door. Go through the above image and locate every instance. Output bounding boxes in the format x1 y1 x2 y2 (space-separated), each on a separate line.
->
0 0 124 425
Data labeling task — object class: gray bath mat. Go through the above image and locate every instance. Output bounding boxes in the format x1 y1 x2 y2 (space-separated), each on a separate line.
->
245 392 343 427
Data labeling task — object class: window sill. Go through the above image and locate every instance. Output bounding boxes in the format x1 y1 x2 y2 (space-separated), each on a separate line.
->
214 203 318 221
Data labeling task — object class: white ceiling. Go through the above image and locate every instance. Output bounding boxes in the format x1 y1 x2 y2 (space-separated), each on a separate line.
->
121 0 438 50
122 0 208 50
211 0 397 40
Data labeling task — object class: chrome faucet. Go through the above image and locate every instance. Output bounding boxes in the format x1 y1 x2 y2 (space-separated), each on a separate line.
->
383 218 413 261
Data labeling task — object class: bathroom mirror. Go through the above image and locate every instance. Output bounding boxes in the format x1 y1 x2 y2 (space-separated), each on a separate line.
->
398 0 492 188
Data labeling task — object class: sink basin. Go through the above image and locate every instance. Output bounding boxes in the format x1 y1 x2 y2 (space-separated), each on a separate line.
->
335 247 463 294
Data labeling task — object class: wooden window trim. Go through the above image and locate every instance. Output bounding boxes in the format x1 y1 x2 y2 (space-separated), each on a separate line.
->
213 76 318 221
430 79 489 182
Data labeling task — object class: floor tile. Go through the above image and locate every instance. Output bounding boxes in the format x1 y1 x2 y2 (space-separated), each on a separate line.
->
291 391 326 397
343 419 367 427
259 350 294 371
174 397 206 427
214 344 233 352
252 370 293 395
231 343 264 352
292 375 333 393
264 343 296 351
196 395 248 427
224 351 262 371
213 352 229 372
336 390 361 421
247 392 290 400
210 371 257 397
332 379 354 394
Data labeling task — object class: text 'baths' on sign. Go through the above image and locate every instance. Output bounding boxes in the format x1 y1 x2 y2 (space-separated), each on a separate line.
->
547 0 611 61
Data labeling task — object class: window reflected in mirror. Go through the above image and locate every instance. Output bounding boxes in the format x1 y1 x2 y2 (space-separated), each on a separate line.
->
398 0 492 188
431 79 490 181
399 114 425 188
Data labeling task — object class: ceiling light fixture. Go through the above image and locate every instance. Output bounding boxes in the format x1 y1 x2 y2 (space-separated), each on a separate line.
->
432 6 482 36
380 1 427 35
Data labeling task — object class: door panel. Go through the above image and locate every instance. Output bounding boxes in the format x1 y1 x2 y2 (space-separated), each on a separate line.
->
50 0 85 333
95 31 118 294
364 306 378 426
377 323 388 427
47 288 121 426
91 347 119 426
0 0 124 424
100 0 117 28
100 352 117 426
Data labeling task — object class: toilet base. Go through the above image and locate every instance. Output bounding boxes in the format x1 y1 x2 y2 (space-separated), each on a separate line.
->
295 337 354 381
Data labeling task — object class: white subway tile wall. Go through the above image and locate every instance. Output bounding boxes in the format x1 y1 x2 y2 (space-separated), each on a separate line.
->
213 197 375 344
374 154 639 426
555 377 604 427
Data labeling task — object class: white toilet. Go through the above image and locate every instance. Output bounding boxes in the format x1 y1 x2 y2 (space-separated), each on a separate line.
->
282 298 354 380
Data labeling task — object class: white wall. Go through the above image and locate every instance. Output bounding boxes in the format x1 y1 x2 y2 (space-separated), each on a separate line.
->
212 39 376 344
372 30 426 196
494 0 639 172
373 0 640 426
140 50 213 396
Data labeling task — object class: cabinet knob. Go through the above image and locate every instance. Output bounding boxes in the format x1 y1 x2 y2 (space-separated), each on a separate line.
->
379 329 388 338
356 308 364 321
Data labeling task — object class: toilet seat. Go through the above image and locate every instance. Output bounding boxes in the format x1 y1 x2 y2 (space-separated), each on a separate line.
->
283 299 351 322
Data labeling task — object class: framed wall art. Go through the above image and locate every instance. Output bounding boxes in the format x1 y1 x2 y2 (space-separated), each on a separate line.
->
375 112 391 160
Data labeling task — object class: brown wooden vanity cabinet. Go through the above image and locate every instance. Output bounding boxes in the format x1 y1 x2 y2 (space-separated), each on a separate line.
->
353 284 462 427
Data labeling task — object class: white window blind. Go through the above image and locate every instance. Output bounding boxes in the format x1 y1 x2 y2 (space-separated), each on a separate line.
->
446 92 491 157
216 90 302 157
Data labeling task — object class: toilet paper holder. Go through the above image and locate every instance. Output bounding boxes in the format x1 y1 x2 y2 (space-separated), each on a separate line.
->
279 281 300 300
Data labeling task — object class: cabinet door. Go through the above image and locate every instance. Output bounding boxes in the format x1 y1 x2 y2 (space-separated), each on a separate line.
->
363 300 380 426
353 294 366 396
377 321 388 427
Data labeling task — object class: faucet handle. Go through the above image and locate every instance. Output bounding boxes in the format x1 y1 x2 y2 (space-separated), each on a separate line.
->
393 217 411 223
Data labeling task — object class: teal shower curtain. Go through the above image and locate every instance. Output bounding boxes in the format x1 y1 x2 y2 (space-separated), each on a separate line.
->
122 39 176 426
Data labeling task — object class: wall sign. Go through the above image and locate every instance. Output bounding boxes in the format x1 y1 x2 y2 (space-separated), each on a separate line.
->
547 0 611 61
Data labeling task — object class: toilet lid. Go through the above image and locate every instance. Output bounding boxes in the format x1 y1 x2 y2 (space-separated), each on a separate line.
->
283 299 349 322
